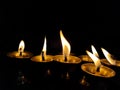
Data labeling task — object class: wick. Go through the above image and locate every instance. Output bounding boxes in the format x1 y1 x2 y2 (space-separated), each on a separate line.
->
41 51 45 61
64 55 67 62
19 48 23 56
96 66 100 72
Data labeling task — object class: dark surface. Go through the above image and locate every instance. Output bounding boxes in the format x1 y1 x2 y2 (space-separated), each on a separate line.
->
0 55 120 90
0 1 120 90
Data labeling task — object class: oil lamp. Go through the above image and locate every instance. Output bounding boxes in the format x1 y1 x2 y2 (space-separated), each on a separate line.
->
6 40 33 86
30 36 54 83
54 30 81 80
6 40 33 70
31 37 53 62
81 50 115 78
81 50 116 89
7 40 33 59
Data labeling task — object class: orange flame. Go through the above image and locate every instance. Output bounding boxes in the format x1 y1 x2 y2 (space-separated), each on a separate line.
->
86 50 101 70
18 40 25 54
91 45 99 57
101 48 116 65
60 30 71 60
41 37 47 59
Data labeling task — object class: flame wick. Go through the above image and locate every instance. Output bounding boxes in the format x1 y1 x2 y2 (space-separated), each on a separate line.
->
19 48 23 56
101 48 116 65
86 50 101 72
96 66 100 72
60 30 71 62
64 54 67 62
41 37 47 61
91 45 99 57
18 40 25 56
41 51 45 61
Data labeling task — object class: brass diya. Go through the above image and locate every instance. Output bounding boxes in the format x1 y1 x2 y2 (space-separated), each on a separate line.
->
81 63 116 78
54 55 82 80
7 40 33 59
31 36 53 63
82 50 116 78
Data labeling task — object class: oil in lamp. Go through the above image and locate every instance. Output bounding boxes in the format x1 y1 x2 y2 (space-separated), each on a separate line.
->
81 50 116 89
6 40 33 71
54 30 82 80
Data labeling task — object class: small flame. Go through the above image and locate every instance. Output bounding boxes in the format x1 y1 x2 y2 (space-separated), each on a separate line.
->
91 45 99 57
60 30 71 61
86 50 101 71
18 40 25 55
101 48 116 65
41 37 47 60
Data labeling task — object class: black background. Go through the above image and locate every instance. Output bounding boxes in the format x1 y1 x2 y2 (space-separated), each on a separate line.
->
0 0 120 90
0 1 120 56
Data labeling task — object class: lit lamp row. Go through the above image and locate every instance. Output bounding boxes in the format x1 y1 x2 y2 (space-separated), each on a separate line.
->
6 30 118 78
7 30 81 65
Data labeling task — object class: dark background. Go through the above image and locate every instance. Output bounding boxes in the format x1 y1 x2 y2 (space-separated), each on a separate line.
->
0 0 120 90
0 1 120 57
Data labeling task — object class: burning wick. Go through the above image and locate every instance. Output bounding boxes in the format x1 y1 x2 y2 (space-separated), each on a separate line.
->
41 36 46 61
64 55 67 62
41 51 45 61
96 66 100 72
19 48 23 56
86 50 102 72
18 40 25 57
60 30 71 62
101 48 116 65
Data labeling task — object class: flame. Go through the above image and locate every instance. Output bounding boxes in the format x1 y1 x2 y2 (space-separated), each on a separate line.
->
86 50 101 70
18 40 25 54
91 45 99 57
41 37 47 59
60 30 71 60
101 48 116 65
